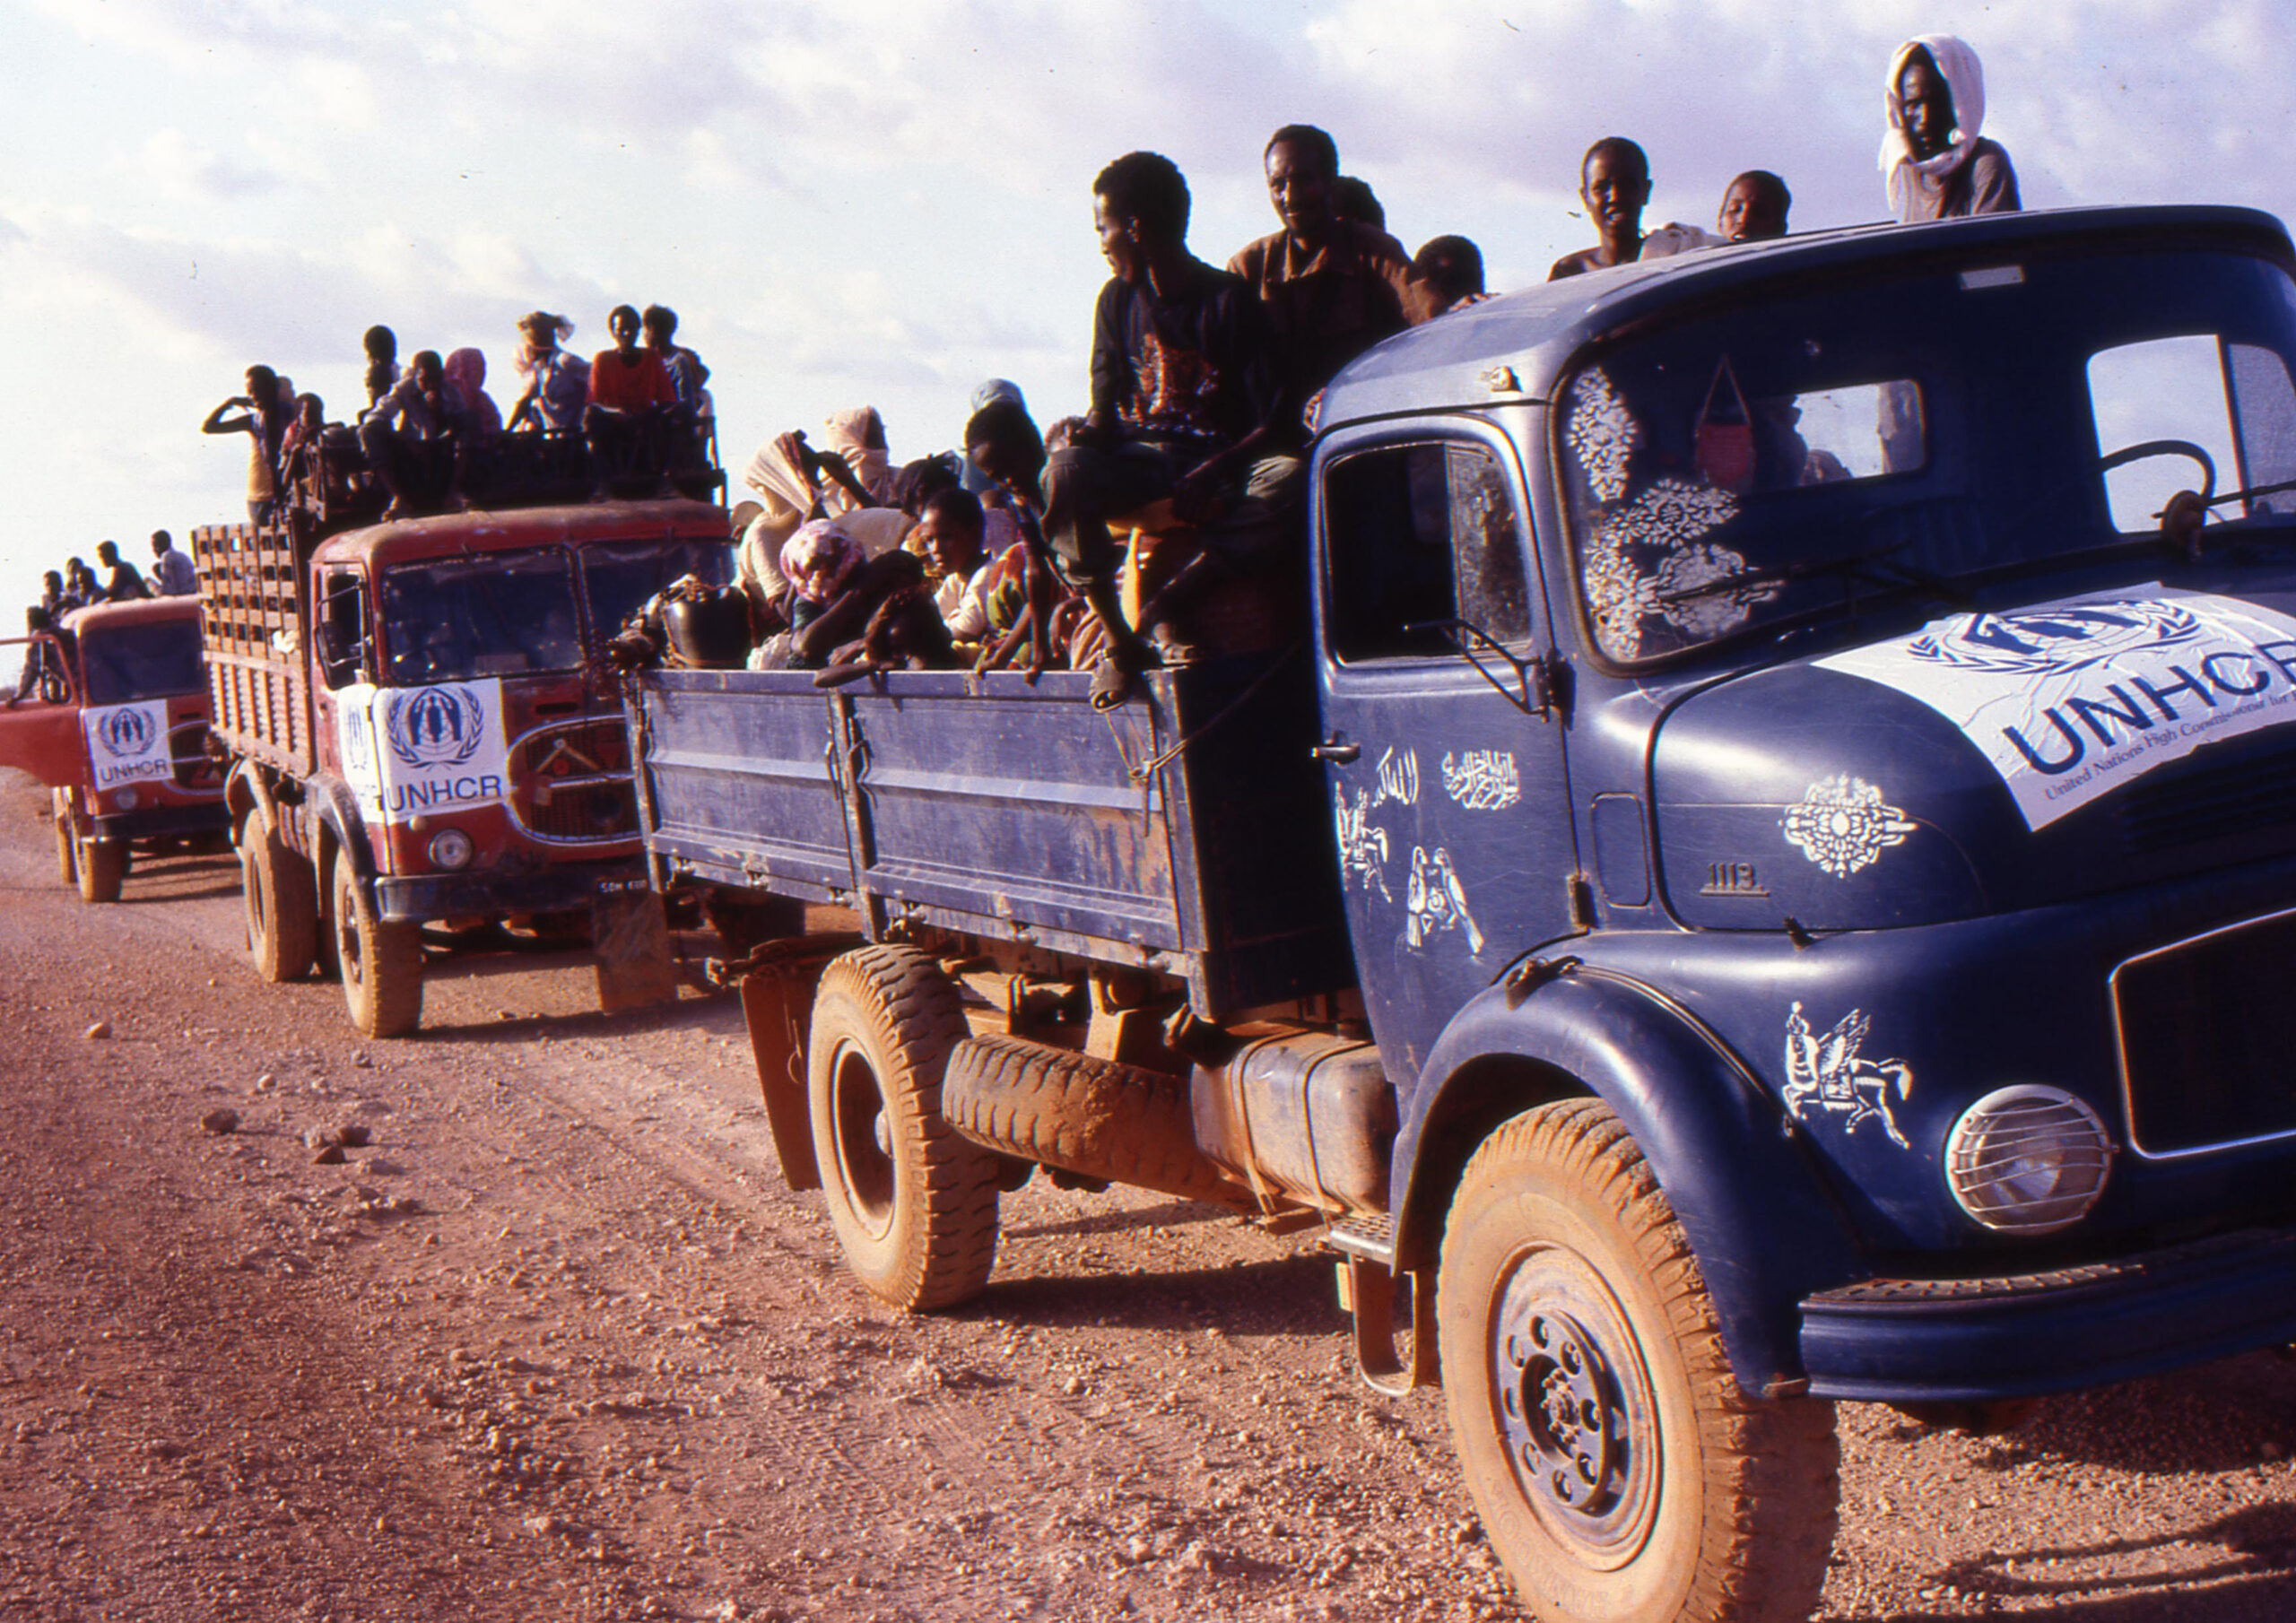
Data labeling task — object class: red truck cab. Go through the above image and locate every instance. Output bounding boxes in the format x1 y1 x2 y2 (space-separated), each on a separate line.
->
199 499 731 1035
0 595 228 902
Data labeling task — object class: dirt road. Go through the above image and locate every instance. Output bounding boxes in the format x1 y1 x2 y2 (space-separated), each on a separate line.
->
4 768 2296 1623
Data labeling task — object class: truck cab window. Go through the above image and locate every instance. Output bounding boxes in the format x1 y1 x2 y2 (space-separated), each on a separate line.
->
2089 334 2242 532
317 569 368 690
1323 441 1532 663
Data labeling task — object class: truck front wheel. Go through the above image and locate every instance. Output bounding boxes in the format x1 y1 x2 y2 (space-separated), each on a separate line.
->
807 945 1000 1311
330 856 424 1037
1437 1099 1838 1623
75 838 124 905
52 792 75 887
242 826 317 983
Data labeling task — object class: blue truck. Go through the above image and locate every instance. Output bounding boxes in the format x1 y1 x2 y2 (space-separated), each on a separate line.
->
631 204 2296 1623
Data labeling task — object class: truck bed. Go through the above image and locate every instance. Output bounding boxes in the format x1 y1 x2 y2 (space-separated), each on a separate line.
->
631 655 1352 1018
193 522 313 776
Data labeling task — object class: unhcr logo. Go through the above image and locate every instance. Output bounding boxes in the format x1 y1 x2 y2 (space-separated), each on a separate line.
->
385 685 486 769
97 707 156 758
1907 601 2202 677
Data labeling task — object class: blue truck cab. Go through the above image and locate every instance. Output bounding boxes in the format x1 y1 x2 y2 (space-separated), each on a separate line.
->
632 204 2296 1623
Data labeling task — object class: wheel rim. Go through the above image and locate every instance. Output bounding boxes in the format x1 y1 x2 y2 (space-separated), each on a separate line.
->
827 1040 897 1239
245 846 266 948
337 881 364 988
1489 1242 1662 1570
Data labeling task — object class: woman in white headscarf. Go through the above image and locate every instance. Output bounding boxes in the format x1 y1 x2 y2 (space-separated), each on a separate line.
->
1880 35 2021 224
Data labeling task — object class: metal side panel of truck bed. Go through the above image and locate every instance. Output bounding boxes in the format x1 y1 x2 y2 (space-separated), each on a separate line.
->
631 654 1353 1018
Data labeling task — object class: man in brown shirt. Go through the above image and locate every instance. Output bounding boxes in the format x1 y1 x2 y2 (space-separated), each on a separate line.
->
1228 124 1418 434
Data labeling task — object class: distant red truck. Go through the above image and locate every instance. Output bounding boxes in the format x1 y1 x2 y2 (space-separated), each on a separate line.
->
0 595 229 902
193 499 731 1036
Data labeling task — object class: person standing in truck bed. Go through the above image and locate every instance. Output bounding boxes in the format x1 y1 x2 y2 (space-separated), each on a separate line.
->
200 364 290 525
1883 35 2020 221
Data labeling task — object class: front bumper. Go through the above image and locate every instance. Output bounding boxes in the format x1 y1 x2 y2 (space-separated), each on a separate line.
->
91 803 230 843
375 855 647 924
1800 1225 2296 1402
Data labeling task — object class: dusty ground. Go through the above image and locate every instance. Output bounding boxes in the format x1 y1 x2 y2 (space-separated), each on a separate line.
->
4 768 2296 1622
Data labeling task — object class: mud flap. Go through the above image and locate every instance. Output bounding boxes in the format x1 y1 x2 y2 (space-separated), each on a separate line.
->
592 875 676 1012
735 934 865 1192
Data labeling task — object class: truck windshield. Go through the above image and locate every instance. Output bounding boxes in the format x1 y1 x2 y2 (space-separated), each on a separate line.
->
81 618 204 705
379 548 584 684
1557 246 2296 667
580 538 735 644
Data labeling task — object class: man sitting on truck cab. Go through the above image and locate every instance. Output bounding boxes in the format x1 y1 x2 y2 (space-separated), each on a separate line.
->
1229 124 1418 421
360 350 465 518
586 304 677 495
1041 150 1281 699
150 531 196 597
94 541 150 603
507 311 590 435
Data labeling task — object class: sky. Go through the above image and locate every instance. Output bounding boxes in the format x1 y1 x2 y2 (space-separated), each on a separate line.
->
3 0 2293 615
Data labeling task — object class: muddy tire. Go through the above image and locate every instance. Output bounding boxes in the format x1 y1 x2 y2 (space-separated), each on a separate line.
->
330 855 423 1037
806 945 999 1311
944 1034 1247 1207
52 792 75 887
242 826 317 984
1438 1098 1839 1623
75 837 124 905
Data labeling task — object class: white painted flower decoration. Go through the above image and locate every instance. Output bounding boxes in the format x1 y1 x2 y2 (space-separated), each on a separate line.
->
1781 774 1918 877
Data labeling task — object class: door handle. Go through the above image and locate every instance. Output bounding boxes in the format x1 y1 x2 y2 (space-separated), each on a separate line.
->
1310 739 1361 764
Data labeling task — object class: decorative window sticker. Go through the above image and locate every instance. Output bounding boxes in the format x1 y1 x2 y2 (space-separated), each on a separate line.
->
1564 367 1642 503
1581 477 1769 661
1781 775 1917 877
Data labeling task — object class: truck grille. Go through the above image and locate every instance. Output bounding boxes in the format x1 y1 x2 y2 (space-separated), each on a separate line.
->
2111 907 2296 1157
2118 742 2296 854
507 719 639 844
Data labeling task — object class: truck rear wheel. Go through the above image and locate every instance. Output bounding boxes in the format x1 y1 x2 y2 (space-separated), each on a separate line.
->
75 838 124 905
53 792 75 887
944 1034 1248 1207
806 945 999 1311
242 826 317 983
1437 1099 1839 1623
331 856 424 1037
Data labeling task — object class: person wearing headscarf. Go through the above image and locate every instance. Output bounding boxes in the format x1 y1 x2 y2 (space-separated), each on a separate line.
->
443 348 503 438
1881 35 2021 224
960 380 1027 493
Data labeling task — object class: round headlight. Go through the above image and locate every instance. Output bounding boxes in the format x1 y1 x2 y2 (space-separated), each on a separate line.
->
1945 1086 2114 1235
427 828 475 871
113 786 140 811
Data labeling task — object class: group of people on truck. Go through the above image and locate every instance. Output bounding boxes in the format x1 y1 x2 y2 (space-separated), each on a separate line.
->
200 303 717 526
6 533 198 707
679 32 2020 699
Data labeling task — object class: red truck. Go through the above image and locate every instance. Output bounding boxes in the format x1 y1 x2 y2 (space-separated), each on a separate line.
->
194 497 731 1035
0 595 229 902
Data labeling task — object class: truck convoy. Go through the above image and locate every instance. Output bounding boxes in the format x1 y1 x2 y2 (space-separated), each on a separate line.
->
0 594 228 902
194 468 731 1036
627 206 2296 1623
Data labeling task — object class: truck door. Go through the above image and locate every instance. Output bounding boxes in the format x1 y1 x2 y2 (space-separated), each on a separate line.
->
0 634 88 787
1312 423 1577 1086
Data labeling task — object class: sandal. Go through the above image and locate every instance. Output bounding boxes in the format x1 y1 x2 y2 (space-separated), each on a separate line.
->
1088 654 1136 711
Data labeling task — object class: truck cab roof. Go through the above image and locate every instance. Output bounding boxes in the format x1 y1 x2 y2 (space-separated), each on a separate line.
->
313 499 734 569
60 595 204 636
1317 204 2296 431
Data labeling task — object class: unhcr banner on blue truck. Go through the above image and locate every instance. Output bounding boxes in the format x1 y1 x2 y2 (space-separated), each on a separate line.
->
1817 589 2296 829
81 699 173 792
335 680 511 824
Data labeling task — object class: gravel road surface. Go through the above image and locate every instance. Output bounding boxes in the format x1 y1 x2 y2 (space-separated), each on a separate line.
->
3 768 2294 1622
